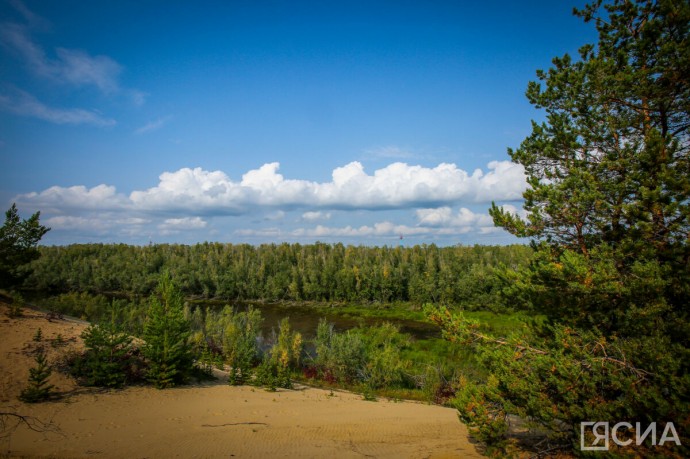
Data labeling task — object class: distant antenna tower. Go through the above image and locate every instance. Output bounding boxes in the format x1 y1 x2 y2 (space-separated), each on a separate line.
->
399 234 403 247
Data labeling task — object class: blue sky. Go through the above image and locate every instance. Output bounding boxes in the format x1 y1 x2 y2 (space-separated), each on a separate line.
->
1 0 595 246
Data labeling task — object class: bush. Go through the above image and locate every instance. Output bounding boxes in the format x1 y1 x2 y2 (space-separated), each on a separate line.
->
313 319 366 384
255 318 302 390
361 323 410 389
7 291 24 318
311 320 411 390
224 306 262 385
421 363 457 405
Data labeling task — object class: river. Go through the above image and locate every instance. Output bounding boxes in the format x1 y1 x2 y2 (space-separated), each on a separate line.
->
196 301 441 342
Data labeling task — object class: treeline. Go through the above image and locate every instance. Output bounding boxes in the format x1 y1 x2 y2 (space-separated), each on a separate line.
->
26 243 532 308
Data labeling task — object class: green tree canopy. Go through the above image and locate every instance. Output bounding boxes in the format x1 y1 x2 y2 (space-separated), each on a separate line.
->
0 204 50 289
489 0 689 334
434 0 690 455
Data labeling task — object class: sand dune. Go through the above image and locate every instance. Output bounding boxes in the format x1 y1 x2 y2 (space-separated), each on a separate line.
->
1 305 483 458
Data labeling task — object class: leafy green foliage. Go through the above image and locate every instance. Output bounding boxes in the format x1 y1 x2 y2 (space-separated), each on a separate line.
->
223 306 263 385
313 319 367 384
0 204 49 289
26 242 532 308
435 1 690 455
311 320 411 390
142 273 194 389
419 363 456 405
19 348 55 403
360 323 410 389
194 342 218 377
255 318 302 389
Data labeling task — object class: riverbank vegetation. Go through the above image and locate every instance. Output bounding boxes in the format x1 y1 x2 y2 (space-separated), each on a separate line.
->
25 284 513 400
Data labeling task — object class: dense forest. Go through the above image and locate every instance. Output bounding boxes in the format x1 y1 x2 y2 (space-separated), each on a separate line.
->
25 242 532 308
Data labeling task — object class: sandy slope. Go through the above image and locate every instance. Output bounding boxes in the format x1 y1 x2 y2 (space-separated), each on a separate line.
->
0 304 483 458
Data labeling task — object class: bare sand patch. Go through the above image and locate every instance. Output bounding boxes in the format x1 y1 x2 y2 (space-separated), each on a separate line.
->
1 305 483 458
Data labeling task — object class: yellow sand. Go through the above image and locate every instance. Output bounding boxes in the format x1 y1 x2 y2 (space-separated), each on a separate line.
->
0 305 483 458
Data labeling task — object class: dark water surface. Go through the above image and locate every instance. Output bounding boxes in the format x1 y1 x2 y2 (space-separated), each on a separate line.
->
199 301 441 341
27 290 440 342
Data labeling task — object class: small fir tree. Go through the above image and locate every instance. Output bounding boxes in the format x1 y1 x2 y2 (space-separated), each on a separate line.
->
142 272 194 389
80 303 132 388
19 348 55 403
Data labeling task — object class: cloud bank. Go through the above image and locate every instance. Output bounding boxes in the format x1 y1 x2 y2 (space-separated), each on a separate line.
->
14 161 526 245
18 161 525 215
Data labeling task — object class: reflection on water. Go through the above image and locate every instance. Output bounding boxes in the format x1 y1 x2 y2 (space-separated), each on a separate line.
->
198 301 441 342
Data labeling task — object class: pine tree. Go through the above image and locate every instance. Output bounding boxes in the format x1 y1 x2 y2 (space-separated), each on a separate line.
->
143 272 193 389
432 0 690 455
19 348 55 403
80 303 133 388
0 204 50 289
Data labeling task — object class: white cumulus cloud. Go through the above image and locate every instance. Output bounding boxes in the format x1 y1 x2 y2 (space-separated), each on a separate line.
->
126 161 526 213
17 161 526 215
17 184 127 211
15 161 526 244
416 207 494 228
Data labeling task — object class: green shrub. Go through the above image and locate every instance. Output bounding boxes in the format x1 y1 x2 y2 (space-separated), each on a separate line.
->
313 319 367 383
255 318 302 390
7 291 24 318
224 306 262 385
360 323 410 389
312 320 411 391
